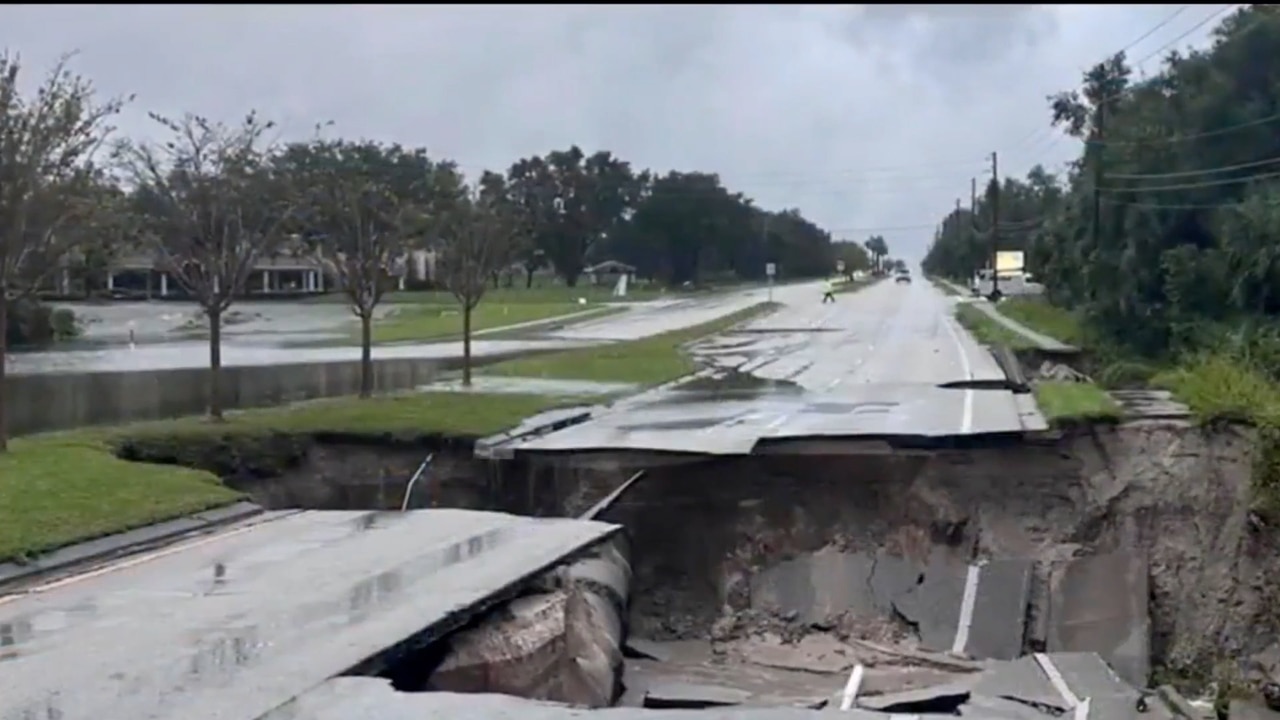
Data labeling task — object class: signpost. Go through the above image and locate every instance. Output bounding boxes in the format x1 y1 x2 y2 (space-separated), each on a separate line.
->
836 259 845 275
765 262 776 302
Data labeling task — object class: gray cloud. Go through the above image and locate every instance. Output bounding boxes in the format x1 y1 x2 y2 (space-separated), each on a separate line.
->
0 4 1214 261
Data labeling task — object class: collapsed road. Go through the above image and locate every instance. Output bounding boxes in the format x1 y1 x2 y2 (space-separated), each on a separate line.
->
479 279 1045 458
6 279 1279 719
0 509 623 720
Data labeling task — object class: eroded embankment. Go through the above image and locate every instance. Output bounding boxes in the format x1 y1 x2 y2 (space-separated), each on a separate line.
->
115 420 1280 691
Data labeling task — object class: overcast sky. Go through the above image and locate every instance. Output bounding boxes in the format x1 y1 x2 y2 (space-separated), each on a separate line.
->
1 4 1226 262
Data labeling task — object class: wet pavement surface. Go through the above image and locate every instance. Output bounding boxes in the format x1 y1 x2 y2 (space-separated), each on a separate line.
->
495 280 1047 455
0 509 618 720
422 376 639 397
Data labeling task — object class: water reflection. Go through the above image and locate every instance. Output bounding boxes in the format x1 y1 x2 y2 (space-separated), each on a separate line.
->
8 337 588 375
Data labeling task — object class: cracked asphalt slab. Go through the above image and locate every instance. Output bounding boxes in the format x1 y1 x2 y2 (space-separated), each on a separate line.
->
0 510 618 720
499 279 1047 455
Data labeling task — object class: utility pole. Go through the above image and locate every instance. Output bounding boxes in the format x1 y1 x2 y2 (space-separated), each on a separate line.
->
1091 103 1105 290
990 151 1000 298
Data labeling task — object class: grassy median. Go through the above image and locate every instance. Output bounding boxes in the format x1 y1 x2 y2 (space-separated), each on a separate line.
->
369 302 594 344
954 304 1036 350
487 301 779 385
0 302 777 564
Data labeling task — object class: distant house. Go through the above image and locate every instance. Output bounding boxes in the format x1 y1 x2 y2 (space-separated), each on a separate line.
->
583 260 636 286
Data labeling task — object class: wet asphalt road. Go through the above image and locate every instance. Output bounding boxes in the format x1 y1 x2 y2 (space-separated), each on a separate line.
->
0 509 617 720
10 289 783 376
502 279 1047 454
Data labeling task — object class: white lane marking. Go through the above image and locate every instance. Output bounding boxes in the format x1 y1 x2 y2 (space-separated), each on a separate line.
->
939 312 975 434
950 562 983 653
0 512 297 606
1034 652 1090 720
839 663 865 710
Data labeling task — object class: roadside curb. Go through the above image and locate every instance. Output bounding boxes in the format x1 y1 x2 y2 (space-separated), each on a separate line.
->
0 500 264 592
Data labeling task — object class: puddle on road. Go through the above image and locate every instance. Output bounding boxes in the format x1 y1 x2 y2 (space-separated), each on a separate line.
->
422 376 637 397
656 371 805 406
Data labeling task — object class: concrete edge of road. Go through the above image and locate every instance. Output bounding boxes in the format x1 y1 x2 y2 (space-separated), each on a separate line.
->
0 500 265 593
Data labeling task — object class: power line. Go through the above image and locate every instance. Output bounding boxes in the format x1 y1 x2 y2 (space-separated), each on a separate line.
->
1100 196 1266 211
1005 5 1193 157
1106 154 1280 180
1101 169 1280 193
1093 110 1280 148
1020 5 1246 160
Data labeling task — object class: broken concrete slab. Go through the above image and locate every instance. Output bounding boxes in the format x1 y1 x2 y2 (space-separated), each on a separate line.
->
1048 650 1139 701
624 637 672 662
1157 684 1202 719
1046 551 1151 688
741 633 857 675
749 549 878 625
273 677 907 719
970 651 1142 720
961 694 1058 720
643 681 753 709
857 679 975 712
966 558 1033 660
892 554 967 653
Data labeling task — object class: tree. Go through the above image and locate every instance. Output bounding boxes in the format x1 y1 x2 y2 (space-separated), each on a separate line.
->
922 4 1280 357
507 147 642 286
437 172 525 385
621 171 755 285
280 139 456 397
863 235 890 274
832 240 872 279
118 111 293 420
0 52 127 450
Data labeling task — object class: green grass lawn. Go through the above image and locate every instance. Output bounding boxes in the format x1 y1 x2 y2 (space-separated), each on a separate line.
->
1033 381 1121 425
0 302 777 565
370 302 591 344
954 304 1036 350
0 391 575 564
997 298 1085 346
486 301 779 386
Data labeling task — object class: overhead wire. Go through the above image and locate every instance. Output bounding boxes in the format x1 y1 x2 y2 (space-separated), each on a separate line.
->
1004 5 1193 158
1022 4 1239 161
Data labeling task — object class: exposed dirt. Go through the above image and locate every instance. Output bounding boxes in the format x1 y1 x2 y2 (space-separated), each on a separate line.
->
113 419 1280 693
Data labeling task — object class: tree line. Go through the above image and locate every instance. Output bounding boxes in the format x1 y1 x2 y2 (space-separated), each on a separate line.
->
0 52 887 450
922 4 1280 358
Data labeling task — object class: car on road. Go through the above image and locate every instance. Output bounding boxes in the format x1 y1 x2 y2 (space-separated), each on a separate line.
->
895 271 912 284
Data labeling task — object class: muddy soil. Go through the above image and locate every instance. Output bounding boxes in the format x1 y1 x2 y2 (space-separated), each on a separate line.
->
115 420 1280 692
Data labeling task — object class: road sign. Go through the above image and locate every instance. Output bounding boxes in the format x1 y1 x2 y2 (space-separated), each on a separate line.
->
836 260 845 273
765 262 776 277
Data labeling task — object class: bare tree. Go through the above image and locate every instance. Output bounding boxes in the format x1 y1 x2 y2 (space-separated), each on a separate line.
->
282 139 420 397
117 111 292 420
0 52 127 450
437 172 525 386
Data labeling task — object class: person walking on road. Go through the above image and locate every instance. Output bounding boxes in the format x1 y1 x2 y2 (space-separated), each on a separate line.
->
822 279 836 304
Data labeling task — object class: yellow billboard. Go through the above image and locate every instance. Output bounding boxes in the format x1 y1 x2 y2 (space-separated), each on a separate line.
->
995 251 1025 273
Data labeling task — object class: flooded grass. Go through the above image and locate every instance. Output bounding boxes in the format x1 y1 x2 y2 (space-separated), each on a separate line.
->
369 302 591 344
308 285 679 306
1 302 779 564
